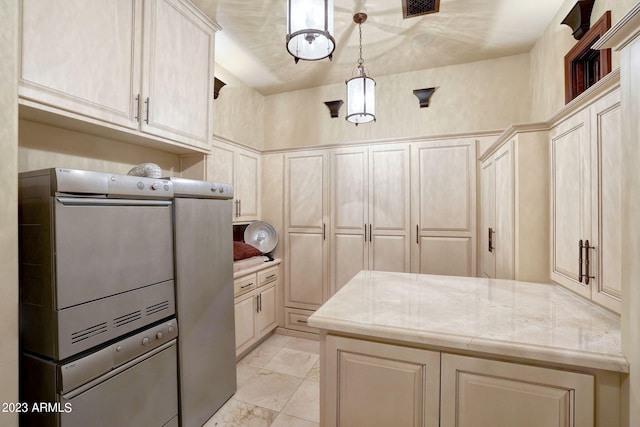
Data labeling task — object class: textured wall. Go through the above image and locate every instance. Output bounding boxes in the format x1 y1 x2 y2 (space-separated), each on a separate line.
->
18 121 182 176
529 0 637 121
213 63 265 150
263 54 532 150
0 0 19 425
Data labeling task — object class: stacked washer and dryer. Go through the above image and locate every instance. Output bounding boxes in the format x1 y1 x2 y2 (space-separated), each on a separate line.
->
18 168 237 427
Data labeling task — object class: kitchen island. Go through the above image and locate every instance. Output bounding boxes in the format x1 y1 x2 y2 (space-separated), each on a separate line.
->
308 271 627 427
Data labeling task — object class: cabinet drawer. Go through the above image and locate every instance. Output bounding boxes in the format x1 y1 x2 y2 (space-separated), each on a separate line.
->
234 273 257 297
285 308 318 334
258 266 279 287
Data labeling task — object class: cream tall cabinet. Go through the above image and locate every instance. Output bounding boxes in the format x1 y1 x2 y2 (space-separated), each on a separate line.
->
411 139 477 277
550 85 622 313
284 142 477 333
330 144 411 293
479 129 549 283
284 150 330 330
209 140 260 222
19 0 217 149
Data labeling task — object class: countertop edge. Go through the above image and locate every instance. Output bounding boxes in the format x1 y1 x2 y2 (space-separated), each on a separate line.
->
308 315 630 373
233 258 281 278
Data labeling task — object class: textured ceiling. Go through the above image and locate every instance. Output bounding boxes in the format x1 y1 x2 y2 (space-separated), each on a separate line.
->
193 0 564 95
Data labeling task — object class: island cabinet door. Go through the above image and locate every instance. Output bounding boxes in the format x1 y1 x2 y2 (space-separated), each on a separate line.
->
324 335 440 427
440 354 594 427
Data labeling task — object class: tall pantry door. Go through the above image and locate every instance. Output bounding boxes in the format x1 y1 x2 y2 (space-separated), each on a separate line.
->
411 139 477 277
368 145 411 275
330 148 368 294
284 151 330 310
330 145 411 294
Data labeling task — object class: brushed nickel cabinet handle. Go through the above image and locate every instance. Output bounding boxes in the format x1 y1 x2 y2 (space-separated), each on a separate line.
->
578 239 584 283
488 227 494 252
144 97 150 124
323 223 326 240
369 224 372 242
134 94 140 122
296 319 308 324
416 225 419 244
240 282 254 289
584 239 595 285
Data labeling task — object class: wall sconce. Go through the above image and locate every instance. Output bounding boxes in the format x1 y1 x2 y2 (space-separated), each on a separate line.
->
213 77 226 99
324 100 344 118
413 88 436 108
561 0 595 40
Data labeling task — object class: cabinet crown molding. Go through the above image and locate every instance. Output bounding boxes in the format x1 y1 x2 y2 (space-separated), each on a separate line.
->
594 2 640 50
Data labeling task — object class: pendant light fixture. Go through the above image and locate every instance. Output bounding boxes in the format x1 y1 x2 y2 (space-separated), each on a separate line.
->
346 13 375 125
286 0 336 63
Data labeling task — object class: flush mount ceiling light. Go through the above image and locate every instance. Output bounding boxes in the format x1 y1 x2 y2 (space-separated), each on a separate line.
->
345 13 375 125
286 0 336 63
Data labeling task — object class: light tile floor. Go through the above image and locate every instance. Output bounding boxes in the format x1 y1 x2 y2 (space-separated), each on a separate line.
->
205 334 320 427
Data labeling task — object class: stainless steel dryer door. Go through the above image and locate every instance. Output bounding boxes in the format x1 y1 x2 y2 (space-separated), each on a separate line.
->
60 341 178 427
54 197 174 309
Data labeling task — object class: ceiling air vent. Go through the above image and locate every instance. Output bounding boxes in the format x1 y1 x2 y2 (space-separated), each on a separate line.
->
402 0 440 19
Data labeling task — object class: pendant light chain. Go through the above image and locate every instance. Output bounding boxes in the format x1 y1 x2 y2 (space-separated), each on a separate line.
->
358 22 364 66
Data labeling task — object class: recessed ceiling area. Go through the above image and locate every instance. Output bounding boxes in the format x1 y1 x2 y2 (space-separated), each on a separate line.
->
192 0 564 95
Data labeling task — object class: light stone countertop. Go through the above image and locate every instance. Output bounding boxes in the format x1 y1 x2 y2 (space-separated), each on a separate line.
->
308 271 628 373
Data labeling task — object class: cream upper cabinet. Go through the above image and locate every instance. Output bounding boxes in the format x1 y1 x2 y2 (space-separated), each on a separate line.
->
234 149 260 221
330 144 411 293
209 141 260 222
550 109 590 296
411 139 477 277
284 150 330 311
20 0 216 148
479 132 550 283
140 0 215 146
550 88 622 313
20 0 142 129
440 354 594 427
